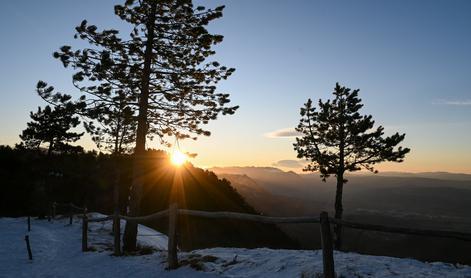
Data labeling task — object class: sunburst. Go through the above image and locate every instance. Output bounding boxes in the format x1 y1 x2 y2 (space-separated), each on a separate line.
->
171 150 188 166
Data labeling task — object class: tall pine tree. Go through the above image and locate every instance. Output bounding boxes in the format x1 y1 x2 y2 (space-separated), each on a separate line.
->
294 83 410 249
49 0 237 251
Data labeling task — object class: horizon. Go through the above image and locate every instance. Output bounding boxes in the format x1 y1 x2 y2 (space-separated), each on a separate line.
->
1 0 471 173
206 165 471 176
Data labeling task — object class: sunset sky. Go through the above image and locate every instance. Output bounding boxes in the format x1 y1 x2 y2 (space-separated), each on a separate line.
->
1 0 470 173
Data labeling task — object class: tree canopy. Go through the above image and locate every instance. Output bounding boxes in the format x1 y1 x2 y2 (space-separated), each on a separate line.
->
20 84 84 155
294 83 410 180
52 0 238 146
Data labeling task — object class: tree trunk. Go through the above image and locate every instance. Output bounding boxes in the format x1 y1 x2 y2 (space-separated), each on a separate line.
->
334 100 346 250
47 140 54 156
122 2 157 252
112 158 121 255
112 159 121 234
333 173 344 250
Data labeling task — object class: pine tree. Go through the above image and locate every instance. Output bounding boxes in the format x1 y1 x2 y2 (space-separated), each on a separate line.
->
50 0 238 251
20 87 84 156
294 83 410 249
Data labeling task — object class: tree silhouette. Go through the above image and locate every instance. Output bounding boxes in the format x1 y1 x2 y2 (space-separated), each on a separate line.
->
20 105 82 155
84 91 137 155
294 83 410 249
20 84 84 155
50 0 238 251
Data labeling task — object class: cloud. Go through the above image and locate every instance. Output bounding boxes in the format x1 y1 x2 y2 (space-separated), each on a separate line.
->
443 100 471 106
272 159 306 169
433 99 471 106
265 128 302 138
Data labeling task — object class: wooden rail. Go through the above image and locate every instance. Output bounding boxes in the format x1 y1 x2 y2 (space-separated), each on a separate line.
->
178 209 320 224
70 203 86 211
80 207 323 270
80 210 170 256
330 218 471 242
51 202 87 225
119 209 169 222
88 216 114 223
77 205 471 277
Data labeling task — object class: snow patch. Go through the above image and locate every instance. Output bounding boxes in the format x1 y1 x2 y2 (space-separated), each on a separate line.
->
1 216 470 278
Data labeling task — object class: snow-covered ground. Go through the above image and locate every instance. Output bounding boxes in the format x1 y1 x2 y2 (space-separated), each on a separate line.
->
1 215 470 278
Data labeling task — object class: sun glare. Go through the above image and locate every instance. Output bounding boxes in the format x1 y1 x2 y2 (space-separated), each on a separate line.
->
171 150 188 166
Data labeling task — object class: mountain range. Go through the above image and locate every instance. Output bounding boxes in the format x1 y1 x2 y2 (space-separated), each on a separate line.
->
210 166 471 264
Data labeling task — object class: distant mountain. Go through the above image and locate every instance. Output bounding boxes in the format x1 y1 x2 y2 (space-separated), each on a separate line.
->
375 171 471 181
216 173 312 217
211 166 303 185
210 166 471 264
216 173 271 202
211 167 471 217
211 166 318 198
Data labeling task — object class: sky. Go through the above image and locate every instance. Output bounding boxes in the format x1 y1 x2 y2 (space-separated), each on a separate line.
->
0 0 470 173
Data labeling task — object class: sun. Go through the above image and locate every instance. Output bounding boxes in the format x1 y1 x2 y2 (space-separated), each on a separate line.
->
171 150 188 166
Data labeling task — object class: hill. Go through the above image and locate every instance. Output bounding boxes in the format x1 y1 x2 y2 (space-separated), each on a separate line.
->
138 152 297 250
0 147 296 251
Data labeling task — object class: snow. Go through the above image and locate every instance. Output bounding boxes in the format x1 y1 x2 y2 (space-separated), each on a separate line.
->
1 215 470 278
0 215 203 278
87 212 168 251
191 248 471 278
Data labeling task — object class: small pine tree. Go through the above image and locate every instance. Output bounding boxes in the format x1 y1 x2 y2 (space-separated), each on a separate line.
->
20 85 84 156
294 83 410 249
20 105 83 155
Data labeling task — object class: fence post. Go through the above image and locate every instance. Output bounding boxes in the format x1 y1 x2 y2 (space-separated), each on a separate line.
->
27 215 31 232
48 203 52 222
82 214 88 252
320 211 335 278
113 212 121 256
69 203 73 225
168 203 179 269
25 235 33 260
52 202 56 220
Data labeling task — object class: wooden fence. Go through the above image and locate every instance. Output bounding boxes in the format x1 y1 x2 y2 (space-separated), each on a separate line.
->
75 203 471 277
50 202 87 225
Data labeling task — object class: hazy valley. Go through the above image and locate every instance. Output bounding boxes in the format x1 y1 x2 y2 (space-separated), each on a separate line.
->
211 167 471 264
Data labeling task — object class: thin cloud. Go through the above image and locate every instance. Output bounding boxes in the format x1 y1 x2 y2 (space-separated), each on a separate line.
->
444 100 471 106
265 128 302 138
433 99 471 106
272 160 306 169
